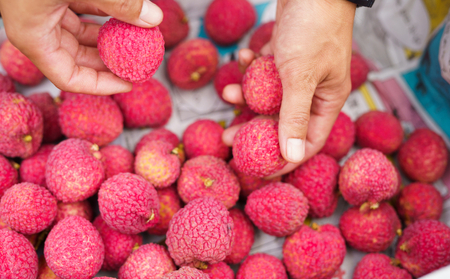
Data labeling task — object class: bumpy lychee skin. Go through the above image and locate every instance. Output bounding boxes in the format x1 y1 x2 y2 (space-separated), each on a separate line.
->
245 182 308 237
135 128 180 154
286 154 340 218
230 106 258 127
339 148 398 206
98 18 164 82
339 202 401 253
93 216 143 271
100 145 134 179
236 253 288 279
183 119 230 160
54 200 93 225
203 262 235 279
37 256 60 279
351 52 370 91
148 186 182 235
225 208 254 264
353 253 412 279
59 94 123 146
397 183 443 225
0 40 44 85
320 111 355 160
0 92 43 158
0 73 15 93
28 92 62 143
205 0 256 45
233 118 287 177
153 0 189 48
44 216 105 279
0 182 57 234
249 21 276 54
20 144 54 187
166 197 234 268
168 39 219 90
162 266 210 279
113 79 172 128
395 220 450 278
243 55 282 115
355 111 404 154
0 229 38 278
98 172 160 234
45 138 105 202
214 61 244 103
0 154 18 197
177 155 240 209
398 128 448 183
283 224 346 279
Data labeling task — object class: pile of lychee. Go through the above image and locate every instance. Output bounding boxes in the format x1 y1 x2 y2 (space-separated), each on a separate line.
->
0 0 448 278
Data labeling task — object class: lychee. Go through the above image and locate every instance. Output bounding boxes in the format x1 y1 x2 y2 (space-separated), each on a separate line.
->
353 253 412 279
54 200 93 225
20 144 54 187
98 18 165 83
0 73 15 93
203 262 235 279
28 92 62 143
166 197 234 268
98 172 160 234
153 0 189 48
148 186 182 235
100 145 134 179
320 111 355 160
135 128 180 154
162 266 210 279
230 106 258 127
398 128 448 183
167 38 219 90
0 229 38 278
45 138 105 202
351 52 370 91
177 155 240 209
249 21 275 54
0 154 18 197
225 208 254 264
236 253 288 279
214 61 244 103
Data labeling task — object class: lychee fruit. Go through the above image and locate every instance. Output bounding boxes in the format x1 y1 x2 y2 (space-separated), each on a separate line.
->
98 18 165 83
0 92 43 158
183 119 230 160
167 38 219 90
148 186 182 235
162 266 210 279
225 208 254 264
135 128 180 154
135 140 181 188
230 106 258 127
0 182 57 234
355 110 404 154
242 55 282 115
205 0 256 46
233 118 287 177
54 200 93 225
339 202 401 253
20 144 54 187
37 256 60 279
28 92 63 143
236 253 288 279
59 90 81 101
214 61 244 103
0 154 18 197
45 138 105 202
283 224 346 279
100 145 134 179
203 262 235 279
339 148 398 207
320 111 355 160
398 128 448 183
396 182 443 225
0 229 38 278
245 182 308 237
353 253 412 279
177 155 240 209
0 73 15 93
0 40 44 85
249 21 275 54
44 216 104 279
286 154 340 218
93 215 143 271
351 52 370 91
395 220 450 277
59 94 123 146
113 78 172 128
153 0 189 48
166 197 234 268
98 172 160 234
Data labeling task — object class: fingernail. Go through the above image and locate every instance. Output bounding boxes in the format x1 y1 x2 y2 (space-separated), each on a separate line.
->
286 138 305 163
140 0 163 26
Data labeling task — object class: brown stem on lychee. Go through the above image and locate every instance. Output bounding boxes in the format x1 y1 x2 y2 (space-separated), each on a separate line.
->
217 120 226 129
181 16 189 24
194 261 208 270
311 223 319 231
370 203 379 210
91 144 99 152
23 135 32 142
11 161 20 170
400 243 409 253
54 96 62 105
234 109 242 116
303 217 312 226
396 229 402 236
34 229 50 250
190 67 207 82
390 258 401 266
132 243 140 251
201 177 215 188
146 210 155 223
171 147 180 155
93 152 102 160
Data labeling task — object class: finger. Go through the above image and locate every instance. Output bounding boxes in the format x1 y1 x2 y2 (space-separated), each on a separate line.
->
238 48 256 73
222 123 244 146
265 162 299 179
260 43 273 56
61 9 100 47
81 0 163 28
223 84 246 106
69 3 108 16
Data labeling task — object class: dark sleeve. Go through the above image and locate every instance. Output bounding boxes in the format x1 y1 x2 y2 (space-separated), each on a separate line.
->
346 0 375 7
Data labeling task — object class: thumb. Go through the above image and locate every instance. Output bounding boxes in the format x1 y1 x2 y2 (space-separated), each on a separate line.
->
86 0 163 28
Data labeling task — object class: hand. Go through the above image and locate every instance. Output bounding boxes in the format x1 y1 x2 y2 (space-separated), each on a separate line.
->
0 0 163 94
222 0 356 178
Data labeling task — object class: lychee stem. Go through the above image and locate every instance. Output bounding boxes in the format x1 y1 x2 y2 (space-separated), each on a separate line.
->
194 261 208 270
396 229 402 236
146 210 155 223
11 161 20 170
191 67 207 82
201 177 215 188
23 135 32 142
93 152 102 160
311 223 319 231
171 147 180 155
132 243 140 251
390 258 401 266
370 203 379 210
54 96 62 105
233 109 242 116
91 144 99 152
181 16 189 24
217 120 226 129
400 243 409 252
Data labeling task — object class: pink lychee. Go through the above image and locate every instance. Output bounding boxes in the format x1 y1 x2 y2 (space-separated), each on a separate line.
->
225 208 254 264
148 186 182 235
236 253 287 279
28 92 62 143
100 145 134 179
20 144 54 187
320 111 355 160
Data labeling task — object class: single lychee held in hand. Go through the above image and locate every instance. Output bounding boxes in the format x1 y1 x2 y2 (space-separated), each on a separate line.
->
202 262 235 279
283 223 346 279
148 186 182 235
100 144 134 179
214 61 244 103
236 253 288 279
320 111 355 160
225 208 254 264
166 197 234 268
98 172 160 234
353 253 412 279
0 154 18 197
98 18 165 82
20 144 54 187
249 21 275 54
153 0 189 48
233 118 287 177
28 92 63 143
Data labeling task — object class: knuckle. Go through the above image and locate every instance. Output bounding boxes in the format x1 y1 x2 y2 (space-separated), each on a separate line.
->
282 112 310 130
115 0 139 16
